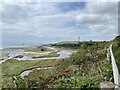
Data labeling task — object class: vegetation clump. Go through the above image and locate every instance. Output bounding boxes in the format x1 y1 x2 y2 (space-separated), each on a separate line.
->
25 47 49 52
14 55 23 58
51 41 81 50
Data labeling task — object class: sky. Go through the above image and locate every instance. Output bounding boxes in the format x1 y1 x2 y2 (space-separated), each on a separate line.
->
0 0 119 46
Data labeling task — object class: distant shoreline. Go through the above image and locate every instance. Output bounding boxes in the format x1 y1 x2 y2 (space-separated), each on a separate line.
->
0 46 33 50
0 44 50 50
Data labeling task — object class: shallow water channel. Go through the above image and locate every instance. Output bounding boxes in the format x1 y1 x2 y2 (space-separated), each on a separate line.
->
20 67 52 78
19 50 74 77
16 50 73 60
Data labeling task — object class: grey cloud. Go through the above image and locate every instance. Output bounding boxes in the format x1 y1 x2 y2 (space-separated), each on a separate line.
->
2 2 61 24
2 4 30 23
1 1 118 43
76 2 118 37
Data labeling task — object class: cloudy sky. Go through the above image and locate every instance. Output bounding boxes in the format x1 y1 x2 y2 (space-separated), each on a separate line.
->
0 0 118 46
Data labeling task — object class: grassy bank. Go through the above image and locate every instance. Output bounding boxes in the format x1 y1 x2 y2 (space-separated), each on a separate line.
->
1 41 113 89
2 59 58 88
51 41 81 50
52 41 112 88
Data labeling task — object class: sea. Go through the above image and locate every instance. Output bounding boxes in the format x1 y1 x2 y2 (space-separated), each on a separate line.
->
0 42 46 49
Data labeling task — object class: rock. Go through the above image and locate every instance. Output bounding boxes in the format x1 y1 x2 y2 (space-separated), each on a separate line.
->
100 81 115 90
